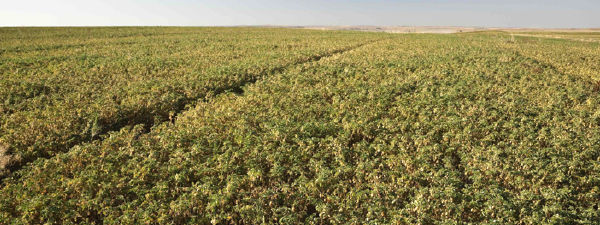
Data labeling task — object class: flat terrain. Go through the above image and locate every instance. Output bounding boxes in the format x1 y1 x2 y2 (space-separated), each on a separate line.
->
298 25 486 33
297 25 600 34
1 27 599 224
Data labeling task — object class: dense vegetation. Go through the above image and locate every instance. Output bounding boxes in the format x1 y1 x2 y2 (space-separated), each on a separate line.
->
1 28 599 224
0 27 384 177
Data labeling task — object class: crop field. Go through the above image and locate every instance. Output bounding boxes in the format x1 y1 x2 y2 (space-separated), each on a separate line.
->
1 27 599 224
511 31 600 43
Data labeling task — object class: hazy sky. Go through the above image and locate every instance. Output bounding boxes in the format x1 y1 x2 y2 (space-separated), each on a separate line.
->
2 0 599 28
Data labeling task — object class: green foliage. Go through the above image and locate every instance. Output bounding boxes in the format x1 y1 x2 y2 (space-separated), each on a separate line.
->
1 28 599 224
0 27 385 176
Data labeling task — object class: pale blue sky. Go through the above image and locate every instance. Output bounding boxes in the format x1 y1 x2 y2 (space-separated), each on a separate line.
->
2 0 599 28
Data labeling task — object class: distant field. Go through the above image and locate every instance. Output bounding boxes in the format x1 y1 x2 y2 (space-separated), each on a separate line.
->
510 32 600 42
297 25 600 34
1 27 599 224
297 25 486 33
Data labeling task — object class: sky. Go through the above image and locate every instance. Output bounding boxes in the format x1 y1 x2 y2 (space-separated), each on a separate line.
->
1 0 599 28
